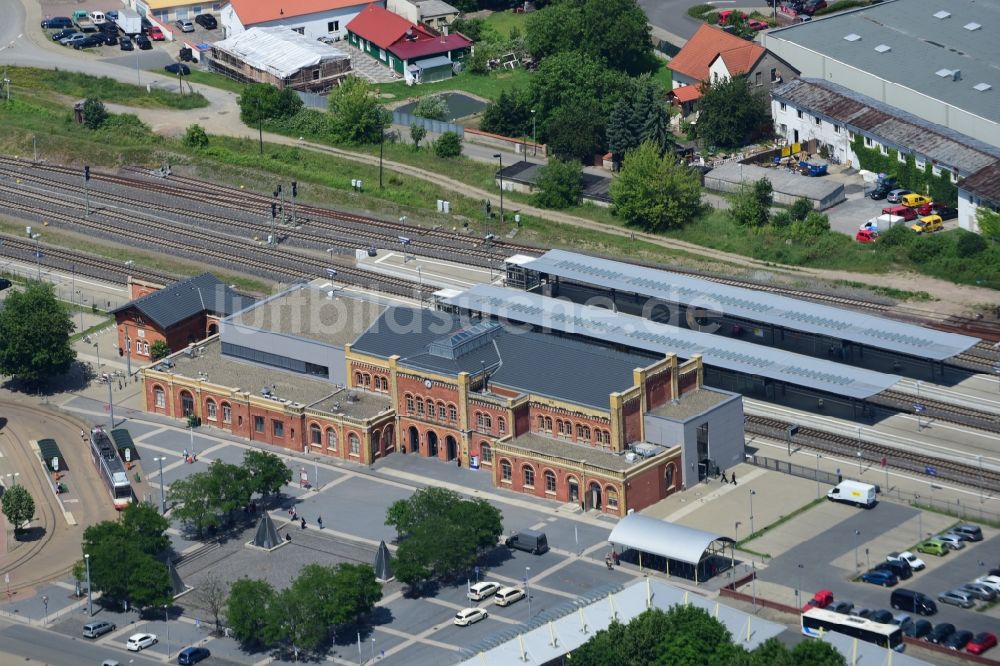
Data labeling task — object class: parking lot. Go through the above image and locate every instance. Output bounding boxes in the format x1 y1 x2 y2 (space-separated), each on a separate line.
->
755 499 1000 638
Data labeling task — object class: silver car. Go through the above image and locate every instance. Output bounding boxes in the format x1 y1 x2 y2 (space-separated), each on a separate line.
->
933 533 965 550
938 589 975 608
886 189 911 204
961 582 997 601
175 19 194 32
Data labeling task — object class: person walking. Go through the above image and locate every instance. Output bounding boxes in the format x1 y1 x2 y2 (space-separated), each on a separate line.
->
317 516 324 529
720 469 729 484
300 517 306 529
730 472 737 485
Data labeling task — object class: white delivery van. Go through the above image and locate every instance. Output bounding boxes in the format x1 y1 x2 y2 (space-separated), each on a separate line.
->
860 214 906 232
827 480 877 508
88 10 107 24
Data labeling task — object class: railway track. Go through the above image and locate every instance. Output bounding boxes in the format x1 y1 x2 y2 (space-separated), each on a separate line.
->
873 389 1000 434
745 414 1000 492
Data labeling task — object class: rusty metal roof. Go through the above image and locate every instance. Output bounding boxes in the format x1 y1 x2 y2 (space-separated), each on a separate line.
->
960 163 1000 204
773 78 1000 176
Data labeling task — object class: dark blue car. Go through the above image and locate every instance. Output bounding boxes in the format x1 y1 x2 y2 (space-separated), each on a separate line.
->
177 646 210 665
861 569 898 587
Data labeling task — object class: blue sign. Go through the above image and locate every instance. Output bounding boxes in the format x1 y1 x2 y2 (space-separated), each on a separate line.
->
474 566 480 574
913 404 927 414
925 465 937 476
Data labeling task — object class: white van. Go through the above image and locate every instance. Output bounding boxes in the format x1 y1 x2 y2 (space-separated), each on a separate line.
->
88 10 107 24
827 481 877 508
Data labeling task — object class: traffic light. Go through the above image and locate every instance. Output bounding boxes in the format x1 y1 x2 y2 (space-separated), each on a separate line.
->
291 181 297 198
84 165 90 181
271 202 277 218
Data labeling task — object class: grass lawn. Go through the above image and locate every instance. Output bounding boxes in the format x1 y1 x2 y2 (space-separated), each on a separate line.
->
8 66 208 109
651 60 672 90
179 69 247 95
375 69 531 102
483 9 530 38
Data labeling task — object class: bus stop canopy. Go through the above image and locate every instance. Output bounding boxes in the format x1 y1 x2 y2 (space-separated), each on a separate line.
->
608 514 732 565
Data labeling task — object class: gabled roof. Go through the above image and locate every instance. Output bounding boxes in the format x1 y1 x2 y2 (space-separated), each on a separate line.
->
669 84 702 104
391 32 471 60
212 27 348 79
960 162 1000 204
229 0 370 26
113 273 251 330
346 4 431 49
668 24 765 82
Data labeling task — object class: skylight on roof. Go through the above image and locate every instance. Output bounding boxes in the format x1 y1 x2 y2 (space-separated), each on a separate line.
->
874 44 891 53
933 10 950 19
844 33 861 42
973 82 992 92
936 68 953 78
964 22 981 31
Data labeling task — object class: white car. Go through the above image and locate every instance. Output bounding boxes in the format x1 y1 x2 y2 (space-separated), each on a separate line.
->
933 534 965 550
454 607 488 626
467 581 501 602
974 575 1000 593
175 19 194 32
887 551 926 571
494 586 526 607
126 633 158 651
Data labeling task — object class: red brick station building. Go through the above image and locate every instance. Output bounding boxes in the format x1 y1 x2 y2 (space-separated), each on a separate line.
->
140 283 744 516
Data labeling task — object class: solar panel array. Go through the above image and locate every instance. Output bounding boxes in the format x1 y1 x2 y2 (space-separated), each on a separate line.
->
520 250 978 361
444 285 898 399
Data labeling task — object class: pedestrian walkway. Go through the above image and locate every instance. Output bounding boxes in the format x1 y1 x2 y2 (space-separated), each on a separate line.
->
337 40 400 84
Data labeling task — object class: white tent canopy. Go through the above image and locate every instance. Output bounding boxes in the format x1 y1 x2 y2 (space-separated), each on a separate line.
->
213 27 348 80
608 514 732 564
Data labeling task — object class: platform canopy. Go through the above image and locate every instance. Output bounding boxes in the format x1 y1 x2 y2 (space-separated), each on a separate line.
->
442 284 900 399
608 514 731 565
519 249 980 361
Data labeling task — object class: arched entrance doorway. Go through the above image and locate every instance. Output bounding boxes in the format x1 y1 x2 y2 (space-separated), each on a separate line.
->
208 323 219 336
568 477 579 504
407 426 419 454
589 482 602 510
427 431 439 458
445 435 457 461
180 390 194 416
383 425 394 454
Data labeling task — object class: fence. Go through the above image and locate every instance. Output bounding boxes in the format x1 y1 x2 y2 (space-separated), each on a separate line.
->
464 128 546 157
391 111 464 137
297 90 327 110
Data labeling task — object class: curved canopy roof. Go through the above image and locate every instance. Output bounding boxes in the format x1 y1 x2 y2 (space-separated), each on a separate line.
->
608 514 731 565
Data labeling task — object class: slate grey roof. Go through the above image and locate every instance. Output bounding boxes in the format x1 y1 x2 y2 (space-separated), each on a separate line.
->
416 0 458 17
765 0 1000 128
351 307 656 409
772 78 1000 176
960 162 1000 204
498 162 612 203
114 273 252 330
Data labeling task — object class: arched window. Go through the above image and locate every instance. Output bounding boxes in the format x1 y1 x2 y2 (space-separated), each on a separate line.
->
416 398 425 416
556 419 564 435
363 373 371 387
498 417 506 434
537 415 545 431
448 404 458 421
438 402 446 420
355 371 363 386
583 426 591 440
180 391 194 416
480 443 493 464
349 433 360 455
607 487 619 509
381 377 389 391
405 394 414 414
544 470 556 493
576 424 584 439
310 423 322 446
500 459 512 482
154 386 165 409
484 413 492 429
326 428 338 450
221 402 231 424
206 399 217 421
522 465 535 488
544 416 552 431
666 462 676 489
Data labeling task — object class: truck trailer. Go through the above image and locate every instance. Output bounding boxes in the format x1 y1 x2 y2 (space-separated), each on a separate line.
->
115 8 143 35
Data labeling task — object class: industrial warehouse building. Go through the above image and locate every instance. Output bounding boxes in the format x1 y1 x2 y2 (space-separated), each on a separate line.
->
209 27 351 91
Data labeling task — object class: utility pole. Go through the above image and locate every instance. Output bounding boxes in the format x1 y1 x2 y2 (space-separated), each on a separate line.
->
83 165 91 218
291 181 297 227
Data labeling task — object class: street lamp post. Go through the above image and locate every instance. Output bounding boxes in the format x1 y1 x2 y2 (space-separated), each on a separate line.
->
154 456 166 513
85 553 93 616
733 521 741 573
854 529 861 570
525 566 531 621
30 232 41 280
531 109 536 157
165 604 170 660
493 153 504 227
749 489 756 535
978 455 985 503
796 564 803 607
814 453 822 499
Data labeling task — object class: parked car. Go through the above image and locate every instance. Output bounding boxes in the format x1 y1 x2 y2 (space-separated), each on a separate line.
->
911 215 943 234
944 630 974 651
164 63 191 75
967 632 998 655
82 621 117 638
802 589 834 612
175 19 195 32
748 19 769 30
494 586 526 606
888 551 926 571
74 33 107 49
856 229 879 243
868 609 894 624
147 25 165 40
916 540 949 556
938 589 975 609
915 202 958 220
890 613 912 627
903 619 933 638
900 193 932 208
505 530 549 555
136 34 152 49
177 646 211 665
949 524 983 542
851 607 875 619
960 582 996 601
881 204 918 221
800 0 827 14
0 278 11 291
875 560 912 580
194 13 217 29
467 581 501 601
51 28 77 41
830 600 854 614
61 33 88 46
119 35 133 50
41 16 74 29
862 570 898 587
102 31 118 45
973 575 1000 593
886 189 911 204
453 607 488 626
932 533 965 550
891 588 937 615
927 622 956 644
126 633 157 651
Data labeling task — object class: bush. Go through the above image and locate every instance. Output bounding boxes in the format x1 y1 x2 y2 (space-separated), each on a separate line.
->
875 224 911 248
467 48 490 75
955 230 987 257
686 4 713 17
97 113 154 143
815 0 868 16
433 131 462 158
81 97 107 129
413 94 449 121
183 123 209 148
789 197 813 221
450 17 484 42
907 235 945 264
533 158 583 209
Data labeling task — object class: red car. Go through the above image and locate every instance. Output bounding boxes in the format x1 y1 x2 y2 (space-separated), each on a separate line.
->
718 9 748 24
802 589 834 612
147 25 165 40
967 632 997 655
748 20 770 31
881 204 918 221
856 229 879 243
916 202 958 220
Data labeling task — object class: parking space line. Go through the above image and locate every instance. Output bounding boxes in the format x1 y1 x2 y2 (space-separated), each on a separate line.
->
373 624 463 656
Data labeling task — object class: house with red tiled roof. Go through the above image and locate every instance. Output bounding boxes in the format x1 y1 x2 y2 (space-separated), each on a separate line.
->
346 4 471 84
220 0 383 41
667 24 798 104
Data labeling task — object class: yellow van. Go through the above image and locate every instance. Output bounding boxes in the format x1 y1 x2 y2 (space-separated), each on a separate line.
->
900 193 932 208
911 215 942 234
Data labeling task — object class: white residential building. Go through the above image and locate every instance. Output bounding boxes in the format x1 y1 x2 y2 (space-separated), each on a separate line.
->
220 0 384 41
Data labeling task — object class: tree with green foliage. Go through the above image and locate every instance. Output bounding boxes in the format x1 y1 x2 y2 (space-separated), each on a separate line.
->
207 460 254 522
976 206 1000 239
790 638 847 665
0 282 76 387
386 487 503 589
466 47 490 75
789 210 830 239
434 131 463 158
610 141 702 232
479 88 533 138
730 177 773 228
529 51 627 124
955 230 987 257
409 122 427 149
81 97 108 129
450 17 484 41
150 340 171 361
413 94 449 121
168 469 220 536
1 485 35 538
243 450 292 500
524 1 585 61
533 158 583 209
696 75 768 150
327 77 389 144
238 83 303 125
607 75 672 165
720 11 754 39
545 104 607 162
120 502 171 555
183 123 209 148
226 578 276 648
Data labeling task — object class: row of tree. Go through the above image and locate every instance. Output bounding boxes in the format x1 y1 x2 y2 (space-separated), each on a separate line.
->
168 450 292 536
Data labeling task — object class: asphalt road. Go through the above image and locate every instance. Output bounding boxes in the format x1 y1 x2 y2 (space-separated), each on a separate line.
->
0 620 163 665
636 0 709 41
